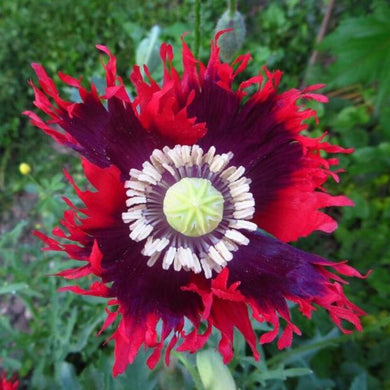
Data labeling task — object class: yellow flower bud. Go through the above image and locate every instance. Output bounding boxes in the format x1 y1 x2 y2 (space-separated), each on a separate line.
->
19 162 32 175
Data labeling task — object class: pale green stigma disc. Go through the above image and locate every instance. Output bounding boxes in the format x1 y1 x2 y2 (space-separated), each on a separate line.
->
163 178 224 237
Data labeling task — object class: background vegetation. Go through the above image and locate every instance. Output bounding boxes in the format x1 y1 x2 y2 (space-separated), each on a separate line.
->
1 0 389 388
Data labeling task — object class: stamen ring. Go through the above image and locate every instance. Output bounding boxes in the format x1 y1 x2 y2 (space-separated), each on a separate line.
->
122 145 257 278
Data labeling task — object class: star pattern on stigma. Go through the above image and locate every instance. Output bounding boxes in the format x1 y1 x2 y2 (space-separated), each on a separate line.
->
25 33 369 377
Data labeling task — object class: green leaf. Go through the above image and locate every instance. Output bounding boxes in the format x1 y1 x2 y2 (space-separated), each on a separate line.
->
0 282 29 295
69 312 106 353
321 3 390 110
350 143 390 175
56 362 82 390
0 220 27 247
379 105 390 140
350 372 367 390
251 367 313 385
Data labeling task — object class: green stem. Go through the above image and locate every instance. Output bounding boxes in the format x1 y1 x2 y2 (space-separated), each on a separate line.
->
228 0 237 17
194 0 201 58
268 316 390 367
174 352 205 390
27 173 46 192
0 147 11 191
267 334 349 367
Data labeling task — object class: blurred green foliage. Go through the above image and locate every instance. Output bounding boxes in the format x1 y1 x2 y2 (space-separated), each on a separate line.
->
1 0 389 389
0 0 194 197
320 1 390 111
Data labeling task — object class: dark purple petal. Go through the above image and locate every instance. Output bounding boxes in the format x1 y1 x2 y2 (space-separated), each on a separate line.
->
190 81 301 213
61 95 163 176
233 116 302 214
228 230 327 310
188 81 241 151
96 222 202 326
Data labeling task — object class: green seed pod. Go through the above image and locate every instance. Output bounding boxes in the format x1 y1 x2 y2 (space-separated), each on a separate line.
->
215 10 246 62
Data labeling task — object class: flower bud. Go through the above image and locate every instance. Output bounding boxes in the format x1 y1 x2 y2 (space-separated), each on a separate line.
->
196 349 236 390
215 10 246 62
19 162 31 175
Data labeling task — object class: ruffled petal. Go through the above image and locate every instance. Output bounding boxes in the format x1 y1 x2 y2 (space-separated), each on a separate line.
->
182 269 259 363
1 372 19 390
24 47 163 176
184 37 352 240
182 230 366 364
228 231 366 340
35 159 205 375
29 35 366 377
130 43 206 145
25 38 353 242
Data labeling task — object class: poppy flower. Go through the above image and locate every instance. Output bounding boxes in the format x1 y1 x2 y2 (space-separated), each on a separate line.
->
0 372 18 390
24 34 367 376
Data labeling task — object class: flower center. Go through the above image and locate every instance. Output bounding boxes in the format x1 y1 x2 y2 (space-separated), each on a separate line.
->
122 145 257 278
163 178 224 237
